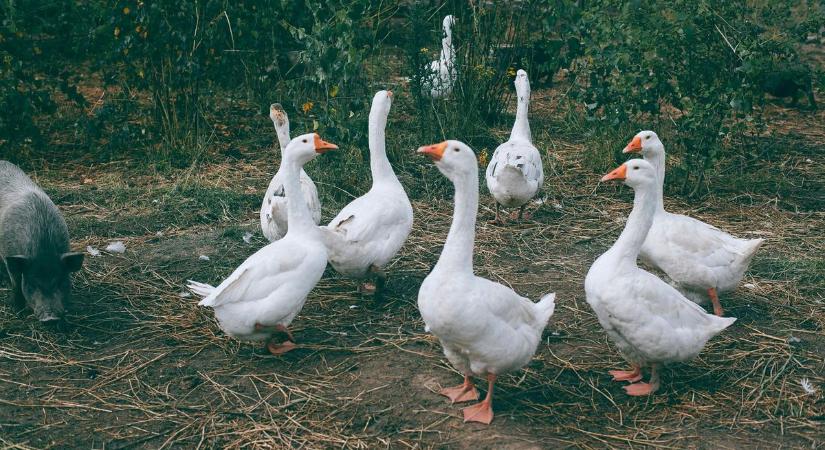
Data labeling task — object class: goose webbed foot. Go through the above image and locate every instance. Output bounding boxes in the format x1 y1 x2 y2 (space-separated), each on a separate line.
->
623 365 660 396
266 340 296 355
439 375 479 404
359 265 386 297
256 323 297 355
512 204 531 221
609 365 642 382
489 203 505 224
462 374 496 425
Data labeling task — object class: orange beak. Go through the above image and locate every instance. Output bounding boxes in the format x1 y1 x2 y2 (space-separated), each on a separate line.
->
313 134 338 153
622 136 642 154
601 164 628 182
417 141 448 161
387 90 393 98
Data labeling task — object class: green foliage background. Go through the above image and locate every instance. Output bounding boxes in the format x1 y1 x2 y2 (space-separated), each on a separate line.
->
0 0 821 195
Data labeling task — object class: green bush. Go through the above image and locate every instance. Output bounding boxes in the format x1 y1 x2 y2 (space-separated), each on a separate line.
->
0 1 93 156
96 1 376 165
0 0 817 199
403 1 533 151
567 0 814 194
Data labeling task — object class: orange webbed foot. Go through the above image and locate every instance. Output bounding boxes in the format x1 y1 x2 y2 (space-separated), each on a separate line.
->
624 382 658 396
359 282 377 294
462 400 493 425
440 384 479 404
267 340 296 355
609 366 642 382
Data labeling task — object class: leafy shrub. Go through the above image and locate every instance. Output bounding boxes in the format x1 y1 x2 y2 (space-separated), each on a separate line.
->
98 1 376 165
403 1 533 151
0 1 93 156
568 0 777 194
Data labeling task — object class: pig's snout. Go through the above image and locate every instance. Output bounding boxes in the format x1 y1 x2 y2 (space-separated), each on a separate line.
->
31 292 66 323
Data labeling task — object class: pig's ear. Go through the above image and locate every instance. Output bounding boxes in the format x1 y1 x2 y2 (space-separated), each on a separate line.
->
5 256 28 275
61 252 85 272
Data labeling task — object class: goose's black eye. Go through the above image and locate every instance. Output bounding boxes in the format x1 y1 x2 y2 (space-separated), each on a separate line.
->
633 166 639 170
645 135 650 140
453 148 459 152
302 139 308 143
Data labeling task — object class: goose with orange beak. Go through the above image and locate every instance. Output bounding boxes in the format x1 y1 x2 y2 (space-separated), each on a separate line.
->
585 159 736 395
259 104 322 242
621 130 763 316
417 139 556 423
188 133 338 355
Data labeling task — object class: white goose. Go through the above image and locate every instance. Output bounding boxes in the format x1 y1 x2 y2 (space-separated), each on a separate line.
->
259 103 322 242
417 140 556 424
485 69 544 222
585 159 736 395
623 131 763 316
423 15 456 99
188 133 338 354
320 91 413 294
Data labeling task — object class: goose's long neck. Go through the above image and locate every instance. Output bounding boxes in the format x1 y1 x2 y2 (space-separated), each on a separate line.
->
511 91 532 142
644 149 665 212
275 123 291 153
607 183 656 266
283 156 316 234
440 31 453 64
369 110 398 186
435 172 478 273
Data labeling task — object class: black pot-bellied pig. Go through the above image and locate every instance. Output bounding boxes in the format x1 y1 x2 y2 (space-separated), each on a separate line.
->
0 161 84 322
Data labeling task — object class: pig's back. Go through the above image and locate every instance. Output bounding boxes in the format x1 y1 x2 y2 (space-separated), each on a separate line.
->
0 161 39 205
0 161 70 258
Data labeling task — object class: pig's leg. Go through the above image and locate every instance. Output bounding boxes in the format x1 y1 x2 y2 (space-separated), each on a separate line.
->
5 267 25 310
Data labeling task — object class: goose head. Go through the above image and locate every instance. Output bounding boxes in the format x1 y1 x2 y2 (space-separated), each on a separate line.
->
269 103 291 149
418 140 477 182
369 90 393 128
601 158 658 189
443 15 456 34
270 103 288 129
623 130 664 158
285 132 338 165
515 69 531 103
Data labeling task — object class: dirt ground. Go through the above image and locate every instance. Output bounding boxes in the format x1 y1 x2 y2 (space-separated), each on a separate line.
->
1 87 824 448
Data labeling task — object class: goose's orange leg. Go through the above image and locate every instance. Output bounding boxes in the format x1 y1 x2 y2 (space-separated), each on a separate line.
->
512 204 531 221
489 203 504 224
462 374 496 425
708 287 724 316
609 364 642 382
439 375 479 403
256 323 297 355
624 365 661 396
